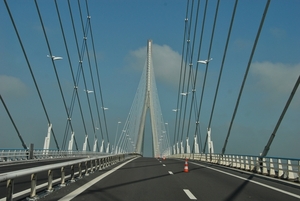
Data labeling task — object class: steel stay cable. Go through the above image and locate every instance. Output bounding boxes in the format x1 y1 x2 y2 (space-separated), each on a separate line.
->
77 0 98 151
54 0 90 151
34 0 79 150
179 0 196 150
85 0 110 149
190 68 202 153
260 75 300 157
81 19 96 152
176 0 194 152
192 0 220 154
173 0 190 149
0 95 27 150
222 0 271 155
198 0 220 153
182 0 201 153
191 0 209 154
203 0 239 153
61 0 94 150
60 0 92 150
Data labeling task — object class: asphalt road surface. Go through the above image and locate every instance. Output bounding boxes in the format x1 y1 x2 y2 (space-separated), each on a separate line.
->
37 157 300 201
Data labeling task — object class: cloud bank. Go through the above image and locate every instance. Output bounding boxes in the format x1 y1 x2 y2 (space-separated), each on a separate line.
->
251 61 300 94
128 44 182 88
0 75 28 98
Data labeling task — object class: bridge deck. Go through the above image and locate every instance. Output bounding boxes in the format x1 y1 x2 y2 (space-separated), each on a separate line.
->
37 157 300 201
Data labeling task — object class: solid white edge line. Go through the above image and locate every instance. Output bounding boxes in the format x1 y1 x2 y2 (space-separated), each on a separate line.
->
183 189 197 200
190 161 300 199
58 157 138 201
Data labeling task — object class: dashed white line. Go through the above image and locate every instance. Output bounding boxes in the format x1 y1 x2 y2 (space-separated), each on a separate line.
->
163 164 166 166
183 189 197 200
168 171 173 175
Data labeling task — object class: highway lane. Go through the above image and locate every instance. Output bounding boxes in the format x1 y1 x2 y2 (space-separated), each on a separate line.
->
40 157 300 201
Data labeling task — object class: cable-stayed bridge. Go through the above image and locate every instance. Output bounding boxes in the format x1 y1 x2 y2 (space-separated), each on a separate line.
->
0 0 300 200
114 40 170 157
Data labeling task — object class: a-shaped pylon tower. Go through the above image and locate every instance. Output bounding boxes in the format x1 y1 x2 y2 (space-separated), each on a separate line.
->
116 40 170 157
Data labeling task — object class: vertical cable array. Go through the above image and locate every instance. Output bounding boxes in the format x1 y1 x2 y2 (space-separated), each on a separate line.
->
4 0 108 152
85 0 110 151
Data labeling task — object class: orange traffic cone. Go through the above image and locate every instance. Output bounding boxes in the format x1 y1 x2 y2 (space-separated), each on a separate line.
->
184 158 189 173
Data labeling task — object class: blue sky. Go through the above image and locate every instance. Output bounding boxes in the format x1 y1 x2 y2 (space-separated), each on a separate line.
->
0 0 299 158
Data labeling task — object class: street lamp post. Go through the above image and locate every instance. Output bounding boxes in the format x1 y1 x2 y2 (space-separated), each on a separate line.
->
113 121 121 153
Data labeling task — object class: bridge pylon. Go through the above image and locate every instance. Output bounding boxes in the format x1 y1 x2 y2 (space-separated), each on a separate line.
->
116 40 169 157
135 40 159 157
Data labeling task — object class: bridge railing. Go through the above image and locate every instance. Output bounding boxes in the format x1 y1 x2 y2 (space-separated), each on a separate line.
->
170 153 300 182
0 149 111 162
0 153 139 201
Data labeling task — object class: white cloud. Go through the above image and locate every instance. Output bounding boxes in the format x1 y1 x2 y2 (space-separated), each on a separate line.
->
251 61 300 94
128 43 182 88
233 38 251 50
0 75 29 98
270 27 286 39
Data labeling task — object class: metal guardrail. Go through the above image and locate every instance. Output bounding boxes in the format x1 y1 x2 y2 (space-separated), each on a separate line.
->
0 149 111 162
0 153 139 201
170 153 300 182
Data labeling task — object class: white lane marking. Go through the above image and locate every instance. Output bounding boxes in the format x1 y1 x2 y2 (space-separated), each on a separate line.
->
183 189 197 200
190 161 300 199
58 157 138 201
163 164 166 166
168 171 173 175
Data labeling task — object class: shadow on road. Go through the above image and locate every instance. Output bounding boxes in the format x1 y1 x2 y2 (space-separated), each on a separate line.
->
223 174 254 201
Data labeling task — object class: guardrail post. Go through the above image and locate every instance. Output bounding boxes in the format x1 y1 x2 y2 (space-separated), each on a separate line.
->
85 161 89 176
78 163 82 178
269 158 275 176
236 156 240 168
104 158 107 168
240 156 245 169
29 144 34 159
94 159 98 171
232 156 236 168
278 159 284 178
7 179 14 201
70 165 75 182
61 167 66 186
90 160 94 173
250 157 255 171
262 158 268 175
99 159 102 170
287 160 296 180
47 170 53 192
98 158 102 170
30 173 37 198
245 156 249 170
